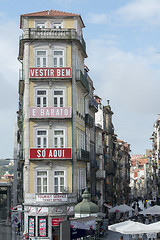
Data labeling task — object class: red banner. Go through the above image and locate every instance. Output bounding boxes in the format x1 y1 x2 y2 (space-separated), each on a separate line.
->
30 148 72 159
52 218 64 226
30 67 72 78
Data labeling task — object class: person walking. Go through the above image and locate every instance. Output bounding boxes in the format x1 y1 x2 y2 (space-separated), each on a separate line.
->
120 236 123 240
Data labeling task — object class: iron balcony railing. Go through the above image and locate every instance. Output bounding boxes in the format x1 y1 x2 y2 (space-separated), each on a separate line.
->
76 70 89 91
89 98 98 112
85 113 94 128
77 149 90 162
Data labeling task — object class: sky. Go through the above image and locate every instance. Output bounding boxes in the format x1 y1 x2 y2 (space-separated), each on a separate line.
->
0 0 160 158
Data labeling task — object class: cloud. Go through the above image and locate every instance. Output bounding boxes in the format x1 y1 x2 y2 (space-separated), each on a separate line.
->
115 0 160 26
86 38 160 115
86 0 160 27
85 38 160 151
0 18 21 158
87 13 109 24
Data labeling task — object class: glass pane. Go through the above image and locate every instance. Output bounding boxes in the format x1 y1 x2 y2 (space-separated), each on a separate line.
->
55 171 64 176
54 130 63 135
43 178 47 185
37 186 41 193
54 186 58 193
54 138 58 148
54 51 63 56
54 58 57 67
43 138 46 148
37 178 41 184
43 98 46 107
37 51 46 56
54 98 57 107
37 131 46 135
60 186 64 192
43 186 47 193
60 138 64 148
37 58 40 67
37 97 40 107
54 91 63 95
60 178 64 185
60 58 63 67
43 58 46 67
37 171 47 176
37 138 41 148
54 178 58 185
60 97 63 107
37 90 46 95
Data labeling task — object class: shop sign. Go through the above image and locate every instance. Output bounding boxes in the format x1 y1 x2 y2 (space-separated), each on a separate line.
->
36 194 67 203
30 107 71 118
53 207 63 214
30 67 72 78
52 218 64 226
67 206 74 214
38 207 48 214
28 207 36 214
30 148 72 159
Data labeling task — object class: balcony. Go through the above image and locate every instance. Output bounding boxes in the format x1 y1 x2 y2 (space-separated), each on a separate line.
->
19 28 86 60
89 98 98 112
76 70 89 92
85 113 94 128
106 166 116 175
96 145 103 155
106 126 114 135
96 170 105 179
77 149 89 162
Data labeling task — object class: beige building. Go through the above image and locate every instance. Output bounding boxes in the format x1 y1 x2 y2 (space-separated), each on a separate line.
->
17 10 97 239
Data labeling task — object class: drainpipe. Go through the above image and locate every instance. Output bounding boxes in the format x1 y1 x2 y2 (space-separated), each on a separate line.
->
71 40 74 192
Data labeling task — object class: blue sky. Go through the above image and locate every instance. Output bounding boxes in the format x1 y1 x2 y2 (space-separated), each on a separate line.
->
1 0 160 158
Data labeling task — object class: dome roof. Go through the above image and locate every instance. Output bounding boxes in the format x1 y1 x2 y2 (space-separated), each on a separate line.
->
75 188 98 214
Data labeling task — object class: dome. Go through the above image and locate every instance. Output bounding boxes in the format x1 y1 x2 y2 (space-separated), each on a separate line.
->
75 188 99 216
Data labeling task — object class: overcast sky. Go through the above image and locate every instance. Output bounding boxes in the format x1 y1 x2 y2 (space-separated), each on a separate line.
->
0 0 160 158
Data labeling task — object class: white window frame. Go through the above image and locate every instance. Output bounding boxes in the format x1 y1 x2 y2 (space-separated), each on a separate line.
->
36 129 48 148
36 171 48 193
52 21 63 29
53 89 65 107
36 50 47 67
36 89 48 107
36 21 46 29
53 50 64 67
53 170 66 193
53 129 65 148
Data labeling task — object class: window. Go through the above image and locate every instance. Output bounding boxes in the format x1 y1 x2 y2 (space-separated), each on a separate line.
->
36 90 47 107
37 171 47 193
53 50 64 67
53 90 64 107
37 130 47 148
36 50 47 67
54 171 65 193
53 130 64 148
36 22 46 29
52 22 62 29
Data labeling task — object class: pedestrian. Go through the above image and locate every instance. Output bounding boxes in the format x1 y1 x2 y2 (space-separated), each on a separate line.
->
120 236 123 240
17 222 21 235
